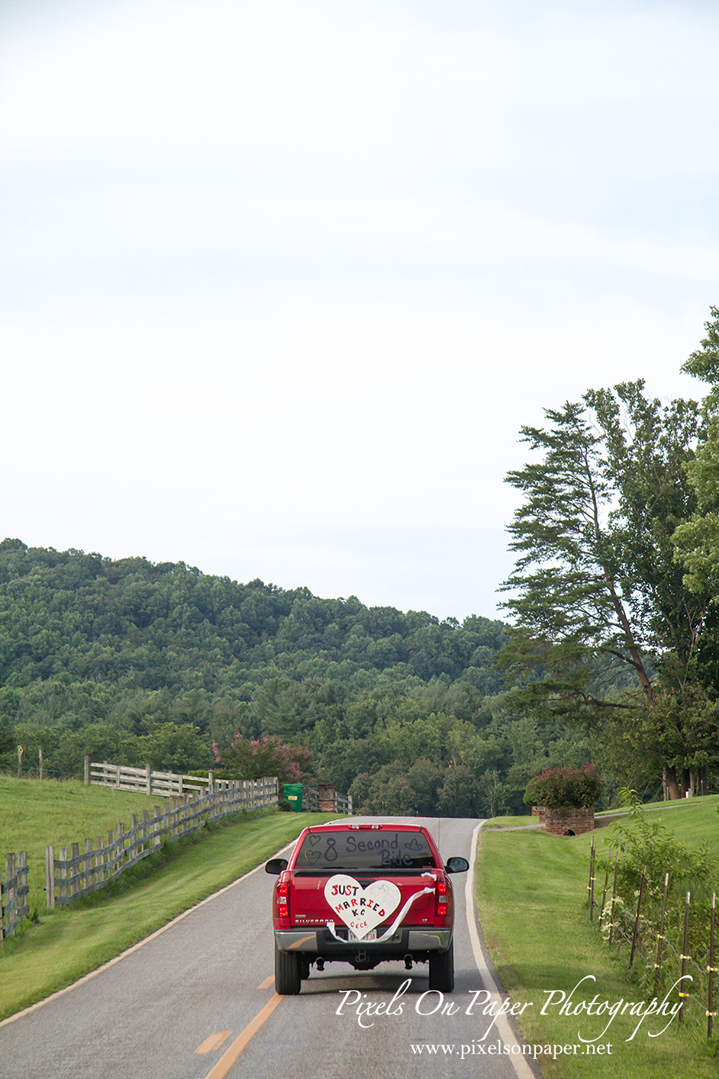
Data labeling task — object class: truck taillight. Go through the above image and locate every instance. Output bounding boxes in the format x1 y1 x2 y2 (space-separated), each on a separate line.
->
276 881 290 921
436 879 448 918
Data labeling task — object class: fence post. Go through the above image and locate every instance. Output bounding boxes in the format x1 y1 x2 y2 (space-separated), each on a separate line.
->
84 756 90 785
58 848 68 905
115 764 120 789
39 746 43 781
46 846 55 909
18 851 28 921
608 851 619 945
154 807 162 847
629 865 646 969
679 891 691 1024
6 852 15 918
599 850 611 926
708 892 716 1041
588 838 596 921
69 843 79 899
5 854 16 935
146 762 152 796
652 872 670 997
1 858 5 941
83 839 92 892
96 836 105 885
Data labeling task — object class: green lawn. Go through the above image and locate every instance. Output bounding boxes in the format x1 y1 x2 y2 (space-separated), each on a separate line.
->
475 797 719 1079
0 776 182 911
482 814 538 828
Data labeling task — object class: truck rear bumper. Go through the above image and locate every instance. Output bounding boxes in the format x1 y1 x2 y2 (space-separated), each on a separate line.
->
275 927 452 956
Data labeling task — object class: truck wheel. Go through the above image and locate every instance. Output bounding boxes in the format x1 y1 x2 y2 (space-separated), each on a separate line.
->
428 942 454 993
275 944 301 994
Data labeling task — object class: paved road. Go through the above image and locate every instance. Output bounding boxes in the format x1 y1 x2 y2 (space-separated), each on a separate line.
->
0 817 535 1079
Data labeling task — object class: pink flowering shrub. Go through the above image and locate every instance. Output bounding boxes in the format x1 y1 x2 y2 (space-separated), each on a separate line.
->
523 764 603 809
213 734 313 786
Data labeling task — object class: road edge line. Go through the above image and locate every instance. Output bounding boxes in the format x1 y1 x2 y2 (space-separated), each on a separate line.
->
466 821 538 1079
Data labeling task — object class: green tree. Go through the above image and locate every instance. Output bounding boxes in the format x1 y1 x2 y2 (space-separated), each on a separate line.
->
437 764 479 817
214 734 313 785
672 422 719 594
348 761 416 815
257 679 346 740
137 721 213 772
498 375 713 799
476 769 510 818
672 308 719 598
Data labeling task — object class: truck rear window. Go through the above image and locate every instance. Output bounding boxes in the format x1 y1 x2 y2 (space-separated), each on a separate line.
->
294 830 437 872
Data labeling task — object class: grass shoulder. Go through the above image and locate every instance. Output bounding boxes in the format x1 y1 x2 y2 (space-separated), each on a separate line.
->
482 815 538 829
475 802 719 1079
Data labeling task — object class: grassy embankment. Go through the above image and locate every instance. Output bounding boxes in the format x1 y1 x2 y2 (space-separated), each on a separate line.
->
481 815 540 828
476 795 719 1079
0 776 334 1021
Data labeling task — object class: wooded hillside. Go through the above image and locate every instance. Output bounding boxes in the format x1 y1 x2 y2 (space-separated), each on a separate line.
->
0 538 597 816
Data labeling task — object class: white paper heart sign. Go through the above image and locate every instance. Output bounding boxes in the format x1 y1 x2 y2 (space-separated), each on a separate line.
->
324 874 401 940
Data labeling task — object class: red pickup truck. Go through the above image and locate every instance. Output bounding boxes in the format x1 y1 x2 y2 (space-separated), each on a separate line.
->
266 822 469 995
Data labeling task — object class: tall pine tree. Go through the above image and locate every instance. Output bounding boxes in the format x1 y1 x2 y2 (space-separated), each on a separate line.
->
498 373 713 798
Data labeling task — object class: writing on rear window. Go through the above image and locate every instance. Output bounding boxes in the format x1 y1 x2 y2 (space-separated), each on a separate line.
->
296 831 436 870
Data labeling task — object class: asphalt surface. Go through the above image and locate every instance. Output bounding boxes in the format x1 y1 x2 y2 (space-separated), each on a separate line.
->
0 816 535 1079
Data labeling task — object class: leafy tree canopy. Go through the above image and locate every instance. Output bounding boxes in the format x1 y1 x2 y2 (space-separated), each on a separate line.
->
498 310 719 799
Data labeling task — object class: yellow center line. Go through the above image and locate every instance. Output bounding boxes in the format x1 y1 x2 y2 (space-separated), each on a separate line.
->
257 975 275 989
202 994 283 1079
195 1032 232 1054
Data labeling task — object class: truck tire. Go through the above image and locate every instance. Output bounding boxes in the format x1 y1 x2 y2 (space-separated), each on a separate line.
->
428 941 454 993
275 944 301 994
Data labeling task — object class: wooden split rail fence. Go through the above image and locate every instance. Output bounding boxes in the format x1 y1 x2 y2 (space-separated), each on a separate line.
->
1 852 30 941
303 786 353 814
86 759 241 797
46 777 278 908
88 760 353 813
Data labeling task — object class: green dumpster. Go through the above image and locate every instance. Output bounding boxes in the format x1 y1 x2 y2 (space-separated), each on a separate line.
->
283 783 304 812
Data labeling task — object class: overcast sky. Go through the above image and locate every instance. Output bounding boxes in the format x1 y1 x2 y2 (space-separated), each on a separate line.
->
1 0 718 620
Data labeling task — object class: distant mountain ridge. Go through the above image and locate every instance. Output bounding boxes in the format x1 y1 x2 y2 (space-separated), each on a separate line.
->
0 536 504 725
0 539 599 817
